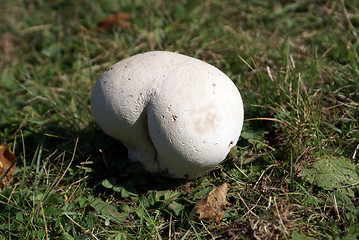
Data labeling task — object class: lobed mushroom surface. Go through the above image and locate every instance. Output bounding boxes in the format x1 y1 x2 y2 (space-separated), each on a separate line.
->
91 51 244 179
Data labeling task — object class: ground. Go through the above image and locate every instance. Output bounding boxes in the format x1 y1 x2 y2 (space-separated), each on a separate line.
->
0 0 358 239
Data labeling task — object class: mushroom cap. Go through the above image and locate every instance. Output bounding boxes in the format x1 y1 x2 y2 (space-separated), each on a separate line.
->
91 51 244 179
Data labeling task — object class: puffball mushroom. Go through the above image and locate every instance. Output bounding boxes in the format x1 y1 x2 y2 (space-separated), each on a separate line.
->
91 51 244 179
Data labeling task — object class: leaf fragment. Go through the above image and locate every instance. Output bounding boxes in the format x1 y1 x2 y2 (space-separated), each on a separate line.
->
0 32 14 58
299 155 359 196
89 196 127 224
190 183 230 221
0 144 17 190
97 12 133 31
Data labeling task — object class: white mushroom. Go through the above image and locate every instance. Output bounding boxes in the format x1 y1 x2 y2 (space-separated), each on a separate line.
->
91 51 244 179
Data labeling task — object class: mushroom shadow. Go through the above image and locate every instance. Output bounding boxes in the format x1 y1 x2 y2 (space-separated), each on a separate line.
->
83 124 187 195
5 121 186 195
0 120 187 199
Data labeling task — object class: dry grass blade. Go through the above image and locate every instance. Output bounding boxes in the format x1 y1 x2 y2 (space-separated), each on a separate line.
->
63 212 99 240
353 143 359 159
245 118 295 132
53 138 78 189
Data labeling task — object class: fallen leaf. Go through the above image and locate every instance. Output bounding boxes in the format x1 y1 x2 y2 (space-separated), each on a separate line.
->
0 144 17 190
190 183 230 221
97 12 133 31
0 32 14 61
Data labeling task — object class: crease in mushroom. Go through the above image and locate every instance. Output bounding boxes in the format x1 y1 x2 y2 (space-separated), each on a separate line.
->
91 51 244 179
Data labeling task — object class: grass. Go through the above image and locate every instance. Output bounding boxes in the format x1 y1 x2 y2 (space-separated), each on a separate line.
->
0 0 359 239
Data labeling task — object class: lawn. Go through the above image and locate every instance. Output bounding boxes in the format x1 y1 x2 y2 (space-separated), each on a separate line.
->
0 0 359 239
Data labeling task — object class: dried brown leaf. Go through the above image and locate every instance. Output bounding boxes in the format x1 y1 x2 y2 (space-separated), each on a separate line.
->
97 12 133 31
0 144 17 190
190 183 230 221
0 32 15 61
